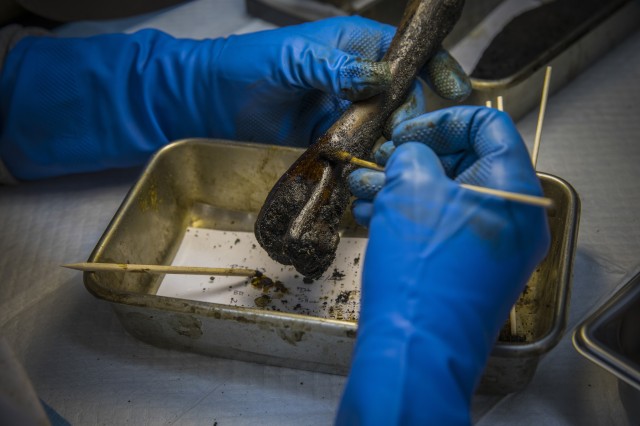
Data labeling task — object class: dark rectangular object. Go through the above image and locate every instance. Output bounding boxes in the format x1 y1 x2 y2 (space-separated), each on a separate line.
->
574 272 640 425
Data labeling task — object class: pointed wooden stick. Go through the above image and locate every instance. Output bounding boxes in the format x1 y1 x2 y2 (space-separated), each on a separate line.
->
62 262 260 277
532 66 552 168
494 96 518 337
335 151 385 172
332 151 553 208
459 184 553 208
507 66 553 337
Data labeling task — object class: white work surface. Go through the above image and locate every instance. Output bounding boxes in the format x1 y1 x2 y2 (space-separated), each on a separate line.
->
2 1 640 424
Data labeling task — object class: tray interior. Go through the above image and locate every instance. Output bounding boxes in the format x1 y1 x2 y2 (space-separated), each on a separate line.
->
88 139 576 348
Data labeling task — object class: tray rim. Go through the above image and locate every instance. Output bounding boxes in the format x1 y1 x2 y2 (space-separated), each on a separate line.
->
573 270 640 391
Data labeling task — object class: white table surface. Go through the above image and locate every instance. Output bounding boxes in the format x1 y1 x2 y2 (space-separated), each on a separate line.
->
1 1 640 424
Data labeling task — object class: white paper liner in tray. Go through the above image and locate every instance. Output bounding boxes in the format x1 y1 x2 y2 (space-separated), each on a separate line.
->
158 227 366 321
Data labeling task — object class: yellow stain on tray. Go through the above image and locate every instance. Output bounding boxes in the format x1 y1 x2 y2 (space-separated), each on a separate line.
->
138 182 160 212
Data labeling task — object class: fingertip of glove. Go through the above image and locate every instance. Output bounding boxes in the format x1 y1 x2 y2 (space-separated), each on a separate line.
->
425 50 472 102
347 168 386 200
386 142 441 177
350 199 374 228
339 60 391 101
373 141 395 166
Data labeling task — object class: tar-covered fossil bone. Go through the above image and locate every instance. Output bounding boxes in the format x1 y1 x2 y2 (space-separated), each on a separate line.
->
255 0 465 278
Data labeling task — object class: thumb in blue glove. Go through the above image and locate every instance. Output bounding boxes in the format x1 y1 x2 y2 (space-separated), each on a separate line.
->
0 16 470 180
338 107 550 425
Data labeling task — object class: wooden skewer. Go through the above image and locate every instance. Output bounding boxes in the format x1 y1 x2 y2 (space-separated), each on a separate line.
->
62 262 261 277
509 306 519 336
508 66 553 337
494 96 519 337
333 151 553 208
334 151 385 172
459 185 553 208
532 66 552 168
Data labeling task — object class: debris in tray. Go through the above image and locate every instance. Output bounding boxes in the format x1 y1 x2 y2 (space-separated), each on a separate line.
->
336 290 352 304
330 268 346 281
250 274 289 295
158 227 365 321
160 227 548 332
499 327 527 343
254 294 271 308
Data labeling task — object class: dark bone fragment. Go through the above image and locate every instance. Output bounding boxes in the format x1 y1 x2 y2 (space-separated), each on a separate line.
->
255 0 465 278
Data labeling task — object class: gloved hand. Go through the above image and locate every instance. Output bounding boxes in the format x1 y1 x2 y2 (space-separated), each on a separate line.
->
337 107 550 425
0 16 469 180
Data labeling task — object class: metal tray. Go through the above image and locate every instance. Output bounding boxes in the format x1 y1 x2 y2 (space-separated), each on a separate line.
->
430 0 640 121
573 272 640 425
84 139 580 394
245 0 640 122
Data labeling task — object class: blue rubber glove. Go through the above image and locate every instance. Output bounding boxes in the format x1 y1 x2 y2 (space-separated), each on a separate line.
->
0 16 469 180
338 107 550 425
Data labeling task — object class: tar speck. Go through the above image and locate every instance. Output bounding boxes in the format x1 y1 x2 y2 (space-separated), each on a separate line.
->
209 276 215 282
273 280 288 294
336 290 352 304
254 294 271 308
499 330 527 343
250 274 288 294
353 255 361 266
498 320 528 343
303 277 314 284
330 268 346 281
234 238 241 245
254 276 271 287
252 244 256 249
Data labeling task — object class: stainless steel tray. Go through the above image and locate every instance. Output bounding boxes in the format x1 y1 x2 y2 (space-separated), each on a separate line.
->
246 0 640 122
429 0 640 121
84 139 580 394
574 272 640 424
